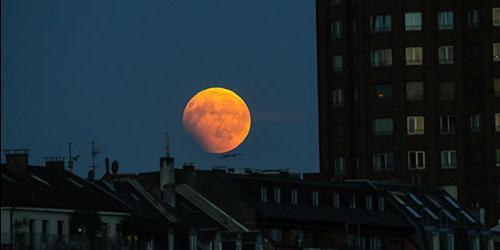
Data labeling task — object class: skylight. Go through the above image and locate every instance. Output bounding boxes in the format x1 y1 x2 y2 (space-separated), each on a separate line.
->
409 194 423 205
461 210 476 223
405 206 421 218
445 196 460 209
30 175 51 186
424 207 439 220
442 209 457 222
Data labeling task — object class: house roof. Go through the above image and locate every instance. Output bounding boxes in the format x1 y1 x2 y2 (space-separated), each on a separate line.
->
1 164 129 213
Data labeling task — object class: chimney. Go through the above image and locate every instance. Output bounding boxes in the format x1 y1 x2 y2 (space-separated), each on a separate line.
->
5 149 30 177
45 157 65 170
160 156 175 207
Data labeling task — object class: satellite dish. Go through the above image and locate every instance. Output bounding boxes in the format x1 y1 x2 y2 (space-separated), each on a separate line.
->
87 169 95 180
111 160 119 175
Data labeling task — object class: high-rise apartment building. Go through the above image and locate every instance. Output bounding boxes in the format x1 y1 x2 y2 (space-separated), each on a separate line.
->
316 0 500 226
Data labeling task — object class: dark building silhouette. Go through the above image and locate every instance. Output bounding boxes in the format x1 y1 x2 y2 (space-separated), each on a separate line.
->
316 0 500 227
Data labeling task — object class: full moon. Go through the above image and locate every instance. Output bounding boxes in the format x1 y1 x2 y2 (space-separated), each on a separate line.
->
182 87 251 154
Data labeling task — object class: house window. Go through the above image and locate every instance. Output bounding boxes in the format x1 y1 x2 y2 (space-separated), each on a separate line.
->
333 55 344 72
332 88 344 108
333 192 340 208
494 43 500 62
407 116 425 135
291 189 298 205
493 8 500 26
42 220 49 235
370 14 391 32
408 151 425 169
378 196 385 211
439 46 454 64
270 228 282 243
406 82 424 101
373 152 394 171
366 195 373 210
331 20 343 39
190 234 197 250
370 237 382 250
372 84 393 102
29 219 35 234
333 122 346 141
472 237 480 250
438 11 454 30
494 78 500 97
441 150 457 169
440 81 455 100
468 79 482 98
468 9 480 28
350 195 356 209
467 44 481 63
260 187 267 202
470 114 481 133
334 157 345 177
371 49 392 67
432 233 440 250
496 113 500 132
312 191 319 207
447 234 455 250
273 187 281 203
405 47 423 65
373 118 394 136
405 12 422 31
440 115 456 134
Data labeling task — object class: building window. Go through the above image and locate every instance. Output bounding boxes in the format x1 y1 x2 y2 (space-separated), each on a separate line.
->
373 118 394 136
378 196 385 211
438 11 454 30
405 47 423 65
333 55 344 72
468 79 482 98
312 191 319 207
406 82 424 101
470 149 483 167
467 44 481 63
370 237 382 250
291 189 298 205
439 46 454 64
468 9 480 28
470 114 481 133
493 8 500 26
440 81 455 100
432 233 440 250
494 43 500 62
496 113 500 132
441 150 457 169
334 157 345 177
440 115 456 134
447 234 455 250
371 49 392 67
370 14 391 32
350 195 356 209
333 122 346 141
57 221 64 236
42 220 49 235
331 20 342 39
408 151 425 169
496 148 500 167
273 187 281 203
373 152 394 171
260 187 267 202
270 228 282 243
190 234 197 250
372 84 393 102
366 195 373 210
472 237 480 250
494 78 500 97
407 116 425 135
333 192 340 208
405 12 422 31
332 88 344 108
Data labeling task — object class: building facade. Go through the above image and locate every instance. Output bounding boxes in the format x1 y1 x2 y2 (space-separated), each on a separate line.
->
316 0 500 226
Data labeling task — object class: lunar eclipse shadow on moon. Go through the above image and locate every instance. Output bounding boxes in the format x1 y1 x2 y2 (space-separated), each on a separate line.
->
182 87 251 154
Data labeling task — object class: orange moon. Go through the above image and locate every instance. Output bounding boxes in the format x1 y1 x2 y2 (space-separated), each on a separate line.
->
182 87 251 154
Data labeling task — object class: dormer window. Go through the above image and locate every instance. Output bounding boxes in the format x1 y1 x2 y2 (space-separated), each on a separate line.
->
273 188 281 203
333 192 340 208
260 187 267 202
350 195 356 209
312 191 319 207
378 195 385 211
366 195 373 210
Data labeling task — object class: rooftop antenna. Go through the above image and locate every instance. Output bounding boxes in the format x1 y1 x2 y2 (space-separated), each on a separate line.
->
67 142 81 173
165 133 170 158
91 141 100 173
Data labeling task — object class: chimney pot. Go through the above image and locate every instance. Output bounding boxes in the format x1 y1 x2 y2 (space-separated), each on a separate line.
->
45 157 65 170
5 149 29 167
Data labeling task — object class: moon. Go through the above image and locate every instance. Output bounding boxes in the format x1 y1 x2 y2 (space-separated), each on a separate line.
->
182 87 251 154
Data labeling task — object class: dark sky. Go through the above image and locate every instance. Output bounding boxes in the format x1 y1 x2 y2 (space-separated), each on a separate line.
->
1 0 318 177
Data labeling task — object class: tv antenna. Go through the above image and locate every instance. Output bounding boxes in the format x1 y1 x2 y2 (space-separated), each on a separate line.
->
91 141 100 173
67 142 81 173
165 133 170 157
